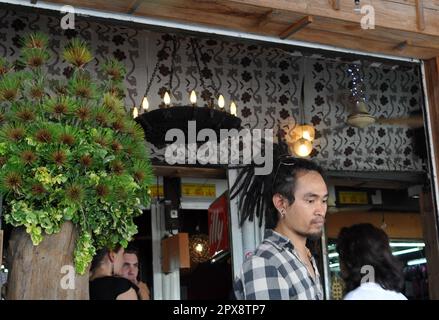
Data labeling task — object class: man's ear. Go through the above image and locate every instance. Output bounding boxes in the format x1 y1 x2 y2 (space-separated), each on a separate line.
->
272 193 285 212
108 251 115 263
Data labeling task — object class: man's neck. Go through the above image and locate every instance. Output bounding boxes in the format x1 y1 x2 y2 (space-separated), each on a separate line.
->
274 223 307 253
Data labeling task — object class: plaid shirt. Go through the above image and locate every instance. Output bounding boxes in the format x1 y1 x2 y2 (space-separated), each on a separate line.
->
234 229 324 300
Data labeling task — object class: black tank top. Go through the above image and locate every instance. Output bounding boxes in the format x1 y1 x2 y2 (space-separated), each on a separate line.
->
89 276 139 300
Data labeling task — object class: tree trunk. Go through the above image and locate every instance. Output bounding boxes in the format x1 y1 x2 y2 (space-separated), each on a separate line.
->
6 221 89 300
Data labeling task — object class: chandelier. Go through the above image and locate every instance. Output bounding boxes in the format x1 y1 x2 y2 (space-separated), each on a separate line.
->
133 35 241 147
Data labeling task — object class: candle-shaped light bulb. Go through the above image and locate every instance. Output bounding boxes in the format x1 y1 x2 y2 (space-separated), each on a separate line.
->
142 96 149 111
230 101 237 116
190 90 197 105
164 91 171 106
132 106 139 118
218 94 225 109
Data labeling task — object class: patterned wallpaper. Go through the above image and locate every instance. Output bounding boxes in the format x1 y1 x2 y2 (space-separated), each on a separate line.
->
0 6 425 172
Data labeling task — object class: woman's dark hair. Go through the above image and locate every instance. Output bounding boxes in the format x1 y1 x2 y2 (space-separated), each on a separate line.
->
230 141 324 229
90 244 122 272
336 223 404 293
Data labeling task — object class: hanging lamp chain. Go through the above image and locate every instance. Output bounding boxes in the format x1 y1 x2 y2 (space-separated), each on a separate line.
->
300 57 306 125
191 37 220 109
190 37 208 93
168 35 178 93
144 36 172 98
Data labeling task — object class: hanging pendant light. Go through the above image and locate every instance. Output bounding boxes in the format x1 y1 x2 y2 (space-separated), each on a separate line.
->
288 57 315 157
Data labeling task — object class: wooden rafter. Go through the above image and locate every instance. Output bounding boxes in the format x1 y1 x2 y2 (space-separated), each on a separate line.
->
279 15 313 40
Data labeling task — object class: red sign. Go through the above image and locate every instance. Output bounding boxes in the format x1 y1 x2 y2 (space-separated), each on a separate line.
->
208 193 229 256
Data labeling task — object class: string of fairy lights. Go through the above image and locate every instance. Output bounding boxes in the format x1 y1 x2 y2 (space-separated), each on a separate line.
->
347 64 366 104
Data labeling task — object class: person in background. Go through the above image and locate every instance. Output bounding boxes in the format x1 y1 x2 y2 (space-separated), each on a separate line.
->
336 223 407 300
89 245 138 300
121 246 150 300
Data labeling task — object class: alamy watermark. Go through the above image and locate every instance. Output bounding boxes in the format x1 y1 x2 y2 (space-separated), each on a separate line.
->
360 264 375 284
164 121 273 175
60 5 75 30
360 5 375 30
60 265 75 290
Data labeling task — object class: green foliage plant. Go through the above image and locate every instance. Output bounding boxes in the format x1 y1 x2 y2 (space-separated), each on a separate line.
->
0 33 153 274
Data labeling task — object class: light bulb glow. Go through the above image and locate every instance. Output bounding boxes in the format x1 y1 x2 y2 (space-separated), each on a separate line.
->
190 90 197 105
195 243 203 253
293 138 312 157
142 96 149 111
164 91 171 106
230 101 237 116
218 94 225 109
132 106 138 118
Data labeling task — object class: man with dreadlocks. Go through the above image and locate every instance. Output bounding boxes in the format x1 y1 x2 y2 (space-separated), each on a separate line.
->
232 150 328 300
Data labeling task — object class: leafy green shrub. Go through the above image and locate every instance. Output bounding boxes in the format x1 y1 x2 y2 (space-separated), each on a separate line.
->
0 33 153 274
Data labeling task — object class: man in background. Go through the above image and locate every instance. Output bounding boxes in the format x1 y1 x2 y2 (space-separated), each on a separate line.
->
121 246 150 300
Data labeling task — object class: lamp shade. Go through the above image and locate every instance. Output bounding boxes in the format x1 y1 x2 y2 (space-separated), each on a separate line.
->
301 124 315 141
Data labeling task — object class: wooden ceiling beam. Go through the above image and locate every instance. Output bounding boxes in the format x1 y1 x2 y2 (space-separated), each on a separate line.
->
279 15 313 39
225 0 439 37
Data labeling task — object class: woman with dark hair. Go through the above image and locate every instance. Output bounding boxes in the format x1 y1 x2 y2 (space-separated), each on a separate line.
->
89 245 138 300
336 223 407 300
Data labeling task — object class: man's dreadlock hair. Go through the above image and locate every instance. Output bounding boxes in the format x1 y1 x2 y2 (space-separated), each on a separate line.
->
230 141 324 229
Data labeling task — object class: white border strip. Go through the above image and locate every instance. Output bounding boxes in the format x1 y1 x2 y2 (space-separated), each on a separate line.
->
421 61 439 218
0 0 419 63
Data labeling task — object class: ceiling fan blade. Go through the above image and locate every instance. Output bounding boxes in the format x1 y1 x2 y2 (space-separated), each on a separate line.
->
376 115 424 128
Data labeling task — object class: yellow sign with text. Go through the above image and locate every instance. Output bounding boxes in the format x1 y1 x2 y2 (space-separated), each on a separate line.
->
150 185 164 198
338 191 369 205
181 184 216 198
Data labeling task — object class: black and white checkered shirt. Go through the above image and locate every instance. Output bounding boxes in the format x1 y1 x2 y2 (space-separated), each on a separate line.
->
234 229 324 300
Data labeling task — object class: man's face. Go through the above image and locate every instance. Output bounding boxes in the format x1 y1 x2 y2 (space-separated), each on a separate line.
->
121 253 139 283
283 170 328 239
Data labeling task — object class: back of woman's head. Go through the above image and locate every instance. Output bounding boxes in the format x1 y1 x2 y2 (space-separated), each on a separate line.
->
336 223 404 293
90 244 122 273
